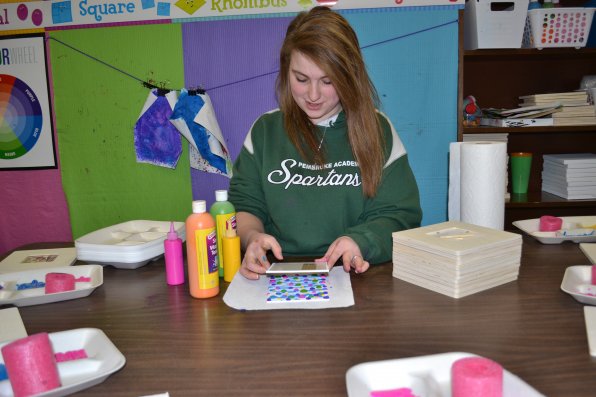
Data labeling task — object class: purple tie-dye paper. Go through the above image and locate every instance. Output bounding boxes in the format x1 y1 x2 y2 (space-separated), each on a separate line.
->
266 274 330 303
134 89 182 169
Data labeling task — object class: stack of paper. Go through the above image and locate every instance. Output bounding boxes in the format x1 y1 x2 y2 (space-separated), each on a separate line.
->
580 243 596 264
462 133 508 142
542 153 596 199
480 103 560 127
519 91 596 126
392 221 522 298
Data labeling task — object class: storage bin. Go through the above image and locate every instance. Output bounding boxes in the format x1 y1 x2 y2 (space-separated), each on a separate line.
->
523 8 595 49
464 0 530 49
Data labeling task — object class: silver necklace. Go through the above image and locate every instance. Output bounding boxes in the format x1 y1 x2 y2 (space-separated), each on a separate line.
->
317 126 327 151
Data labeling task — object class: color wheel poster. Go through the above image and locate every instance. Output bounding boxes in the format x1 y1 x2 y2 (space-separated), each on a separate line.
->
0 34 56 170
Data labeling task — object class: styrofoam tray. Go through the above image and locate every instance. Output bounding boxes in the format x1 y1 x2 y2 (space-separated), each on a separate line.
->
512 216 596 244
580 243 596 264
561 266 596 305
75 220 185 269
0 248 77 274
346 352 544 397
0 328 126 397
0 265 103 307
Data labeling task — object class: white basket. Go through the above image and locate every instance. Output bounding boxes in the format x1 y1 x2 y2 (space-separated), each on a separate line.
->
464 0 530 49
523 7 595 49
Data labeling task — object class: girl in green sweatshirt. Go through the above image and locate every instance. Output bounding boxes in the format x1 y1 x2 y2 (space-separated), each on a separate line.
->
229 6 422 279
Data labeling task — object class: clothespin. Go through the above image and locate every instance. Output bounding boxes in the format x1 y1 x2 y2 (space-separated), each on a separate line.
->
188 85 206 96
142 80 171 96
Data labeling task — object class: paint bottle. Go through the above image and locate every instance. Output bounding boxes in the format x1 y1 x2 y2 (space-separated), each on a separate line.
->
542 0 554 8
164 221 184 285
209 190 236 277
223 218 241 283
186 200 219 298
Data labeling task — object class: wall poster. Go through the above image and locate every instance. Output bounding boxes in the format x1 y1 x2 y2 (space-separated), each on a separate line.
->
0 33 56 170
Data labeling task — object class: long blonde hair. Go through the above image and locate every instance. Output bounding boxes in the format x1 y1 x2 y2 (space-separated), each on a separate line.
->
276 6 384 197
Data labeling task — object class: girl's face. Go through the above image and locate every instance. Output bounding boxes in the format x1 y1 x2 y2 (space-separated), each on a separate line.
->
289 51 342 124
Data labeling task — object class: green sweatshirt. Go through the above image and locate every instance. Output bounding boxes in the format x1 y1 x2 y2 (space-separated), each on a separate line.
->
228 109 422 264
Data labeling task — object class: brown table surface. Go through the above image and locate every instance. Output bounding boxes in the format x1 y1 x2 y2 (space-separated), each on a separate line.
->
1 236 595 397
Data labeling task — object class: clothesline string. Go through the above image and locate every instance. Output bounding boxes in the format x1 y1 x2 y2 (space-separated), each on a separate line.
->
47 36 151 87
47 18 457 93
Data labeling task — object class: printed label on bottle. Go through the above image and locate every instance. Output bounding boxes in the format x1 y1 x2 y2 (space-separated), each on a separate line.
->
215 213 235 271
193 228 218 290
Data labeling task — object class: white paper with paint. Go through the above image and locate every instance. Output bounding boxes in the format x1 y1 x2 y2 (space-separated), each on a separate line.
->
223 267 354 310
194 93 232 176
449 141 507 230
137 90 178 118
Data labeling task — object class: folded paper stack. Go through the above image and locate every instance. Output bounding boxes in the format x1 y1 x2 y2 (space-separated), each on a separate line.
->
392 221 522 298
542 153 596 200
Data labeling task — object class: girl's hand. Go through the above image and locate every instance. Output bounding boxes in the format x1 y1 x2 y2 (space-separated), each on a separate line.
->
239 232 283 280
319 236 370 274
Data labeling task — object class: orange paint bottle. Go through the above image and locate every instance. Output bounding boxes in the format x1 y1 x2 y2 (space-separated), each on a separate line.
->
185 200 219 298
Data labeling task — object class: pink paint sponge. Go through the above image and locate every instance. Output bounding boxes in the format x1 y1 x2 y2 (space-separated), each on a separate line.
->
539 215 563 232
451 356 503 397
45 272 75 294
1 333 61 397
370 387 418 397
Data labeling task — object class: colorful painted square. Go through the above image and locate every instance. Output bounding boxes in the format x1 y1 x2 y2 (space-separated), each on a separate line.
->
141 0 155 9
157 2 171 16
266 274 330 303
174 0 206 15
52 1 73 24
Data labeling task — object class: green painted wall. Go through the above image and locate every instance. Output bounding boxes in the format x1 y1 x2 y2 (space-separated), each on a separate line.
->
50 24 191 239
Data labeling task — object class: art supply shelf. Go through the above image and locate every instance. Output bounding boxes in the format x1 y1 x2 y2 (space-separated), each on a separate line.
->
458 11 596 229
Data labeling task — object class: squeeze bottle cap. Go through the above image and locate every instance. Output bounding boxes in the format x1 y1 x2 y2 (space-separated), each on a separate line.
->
192 200 207 213
215 190 228 202
167 222 178 240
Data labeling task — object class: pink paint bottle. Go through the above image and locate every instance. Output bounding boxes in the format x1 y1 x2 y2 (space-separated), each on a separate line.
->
164 222 184 285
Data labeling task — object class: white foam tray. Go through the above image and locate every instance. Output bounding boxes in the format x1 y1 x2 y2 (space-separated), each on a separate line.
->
346 352 544 397
513 216 596 244
561 266 596 305
75 220 185 269
0 265 103 307
0 328 125 397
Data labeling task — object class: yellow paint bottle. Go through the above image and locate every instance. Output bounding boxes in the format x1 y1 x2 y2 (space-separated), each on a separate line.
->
223 218 241 283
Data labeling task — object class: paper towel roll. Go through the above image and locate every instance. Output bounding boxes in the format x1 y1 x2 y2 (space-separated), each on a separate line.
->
460 141 507 230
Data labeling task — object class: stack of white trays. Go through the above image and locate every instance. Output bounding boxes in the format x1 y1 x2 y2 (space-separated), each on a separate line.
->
542 153 596 200
392 221 522 299
75 220 186 269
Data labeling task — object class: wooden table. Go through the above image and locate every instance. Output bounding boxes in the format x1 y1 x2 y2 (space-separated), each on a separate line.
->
3 236 594 396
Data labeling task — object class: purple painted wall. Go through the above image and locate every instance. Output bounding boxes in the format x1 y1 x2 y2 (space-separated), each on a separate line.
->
182 18 292 207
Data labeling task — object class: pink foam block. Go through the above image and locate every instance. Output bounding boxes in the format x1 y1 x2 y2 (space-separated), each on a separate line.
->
45 272 76 294
539 215 563 232
451 357 503 397
1 333 61 397
54 349 88 362
370 387 418 397
592 266 596 286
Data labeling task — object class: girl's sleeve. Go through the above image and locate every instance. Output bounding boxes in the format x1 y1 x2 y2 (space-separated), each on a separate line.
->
343 115 423 264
